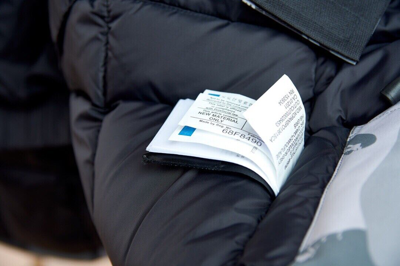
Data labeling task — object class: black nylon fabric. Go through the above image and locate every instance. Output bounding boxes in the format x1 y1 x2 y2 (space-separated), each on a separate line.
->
50 0 400 265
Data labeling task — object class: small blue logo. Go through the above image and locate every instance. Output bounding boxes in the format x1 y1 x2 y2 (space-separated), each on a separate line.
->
179 126 196 136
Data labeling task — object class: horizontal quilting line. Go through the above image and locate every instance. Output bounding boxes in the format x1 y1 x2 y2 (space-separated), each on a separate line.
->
121 0 271 31
124 0 236 22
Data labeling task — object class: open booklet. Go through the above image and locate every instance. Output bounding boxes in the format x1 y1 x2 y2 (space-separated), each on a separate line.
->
145 75 306 195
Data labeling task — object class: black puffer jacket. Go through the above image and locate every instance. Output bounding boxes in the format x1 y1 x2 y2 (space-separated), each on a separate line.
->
49 0 400 265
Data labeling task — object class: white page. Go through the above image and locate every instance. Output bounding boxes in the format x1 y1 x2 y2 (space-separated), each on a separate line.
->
146 99 279 194
178 91 274 161
244 75 306 187
147 75 306 194
169 126 278 192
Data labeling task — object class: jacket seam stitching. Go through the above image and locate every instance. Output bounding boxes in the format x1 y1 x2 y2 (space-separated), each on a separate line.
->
92 0 110 214
122 0 278 32
102 0 111 106
124 0 235 23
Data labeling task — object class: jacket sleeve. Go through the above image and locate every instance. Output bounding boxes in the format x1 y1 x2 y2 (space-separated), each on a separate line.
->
50 0 400 265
